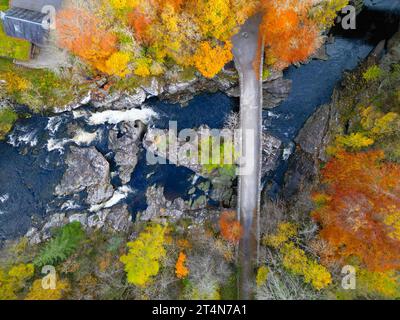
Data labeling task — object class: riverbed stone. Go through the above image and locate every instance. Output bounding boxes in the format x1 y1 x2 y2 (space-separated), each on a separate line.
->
140 186 192 222
262 78 292 109
141 77 165 97
91 204 132 232
261 133 283 176
55 146 114 205
68 213 88 226
42 213 66 231
166 78 198 95
108 121 146 184
112 89 147 109
25 227 41 245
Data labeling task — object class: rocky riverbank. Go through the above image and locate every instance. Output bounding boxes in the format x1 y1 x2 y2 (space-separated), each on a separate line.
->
6 52 298 244
280 27 400 213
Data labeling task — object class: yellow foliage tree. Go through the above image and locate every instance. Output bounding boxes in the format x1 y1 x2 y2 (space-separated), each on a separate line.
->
0 263 34 300
263 222 298 248
335 133 375 150
104 52 131 78
281 243 332 290
192 42 233 78
264 222 331 290
25 279 70 300
256 265 269 287
120 224 166 287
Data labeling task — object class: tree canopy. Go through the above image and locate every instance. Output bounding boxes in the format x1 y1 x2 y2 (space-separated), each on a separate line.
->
56 0 349 78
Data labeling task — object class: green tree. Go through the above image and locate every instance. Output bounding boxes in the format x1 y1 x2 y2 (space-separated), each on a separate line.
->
34 222 85 267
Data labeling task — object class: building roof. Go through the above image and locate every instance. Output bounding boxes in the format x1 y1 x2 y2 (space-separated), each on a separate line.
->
5 7 47 25
11 0 63 12
3 7 48 44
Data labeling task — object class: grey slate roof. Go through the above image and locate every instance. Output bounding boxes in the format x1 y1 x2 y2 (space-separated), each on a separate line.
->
3 7 48 44
5 7 46 25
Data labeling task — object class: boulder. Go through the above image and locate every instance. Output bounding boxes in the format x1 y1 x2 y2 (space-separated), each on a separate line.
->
166 78 197 95
261 133 283 176
262 78 292 109
140 186 186 221
112 89 146 109
87 204 131 232
55 146 114 205
141 77 165 97
92 89 146 110
282 102 339 204
108 121 146 184
68 213 88 226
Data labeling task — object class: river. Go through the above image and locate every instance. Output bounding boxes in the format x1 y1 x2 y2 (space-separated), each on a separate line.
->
0 3 398 241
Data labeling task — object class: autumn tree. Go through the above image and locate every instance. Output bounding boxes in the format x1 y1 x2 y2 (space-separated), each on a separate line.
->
56 7 120 75
219 210 243 243
313 151 400 272
120 224 167 287
25 279 70 300
175 252 189 279
0 264 34 300
57 1 347 78
260 0 348 70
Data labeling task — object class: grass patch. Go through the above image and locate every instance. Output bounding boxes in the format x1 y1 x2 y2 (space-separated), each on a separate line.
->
0 106 18 139
0 58 88 111
0 1 31 60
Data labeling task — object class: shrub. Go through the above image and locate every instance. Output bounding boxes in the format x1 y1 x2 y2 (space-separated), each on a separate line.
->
25 279 70 300
363 65 383 82
219 211 243 244
256 265 269 287
0 263 34 300
0 107 18 139
263 222 297 249
34 222 85 267
175 252 189 279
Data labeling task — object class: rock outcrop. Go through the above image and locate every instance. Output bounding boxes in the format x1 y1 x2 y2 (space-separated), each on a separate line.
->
144 125 282 179
108 121 146 184
140 185 219 224
25 204 131 244
262 134 283 176
91 89 147 110
262 78 292 109
55 146 114 205
281 102 339 204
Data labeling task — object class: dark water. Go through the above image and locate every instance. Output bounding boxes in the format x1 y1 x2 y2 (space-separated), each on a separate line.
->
0 6 399 240
265 5 400 191
0 93 235 240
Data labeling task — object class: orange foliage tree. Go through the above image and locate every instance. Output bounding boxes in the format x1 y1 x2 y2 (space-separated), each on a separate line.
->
57 8 118 74
219 210 243 243
56 1 346 78
260 0 322 70
313 151 400 272
175 252 189 279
